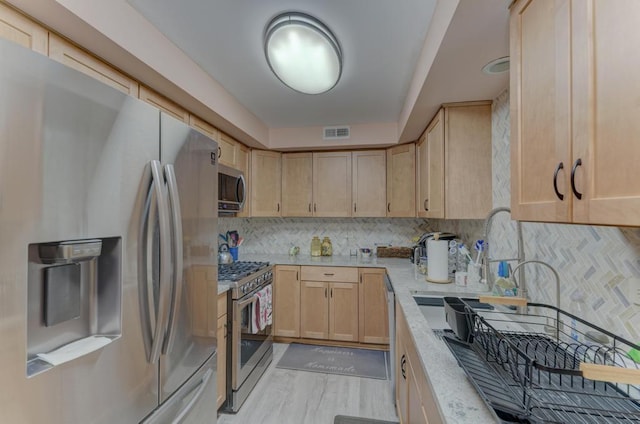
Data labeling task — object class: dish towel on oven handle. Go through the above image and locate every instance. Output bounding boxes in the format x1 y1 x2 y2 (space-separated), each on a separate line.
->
254 285 273 332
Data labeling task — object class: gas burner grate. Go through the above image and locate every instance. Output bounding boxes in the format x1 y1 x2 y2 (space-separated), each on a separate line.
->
218 261 269 281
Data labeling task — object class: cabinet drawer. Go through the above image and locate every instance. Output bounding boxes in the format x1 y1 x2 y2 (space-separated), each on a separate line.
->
217 292 227 318
301 266 358 283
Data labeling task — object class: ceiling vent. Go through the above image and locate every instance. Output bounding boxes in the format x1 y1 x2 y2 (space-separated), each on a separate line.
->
323 126 350 140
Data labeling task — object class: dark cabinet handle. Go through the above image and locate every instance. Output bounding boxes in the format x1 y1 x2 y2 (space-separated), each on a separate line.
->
325 288 327 298
354 203 357 213
401 354 407 379
330 288 333 298
571 158 583 200
314 203 317 212
308 203 311 212
553 162 565 201
387 203 391 213
424 199 429 211
277 203 280 212
218 146 221 159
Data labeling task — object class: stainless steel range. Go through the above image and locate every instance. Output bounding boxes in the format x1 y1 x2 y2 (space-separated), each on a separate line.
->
220 261 274 413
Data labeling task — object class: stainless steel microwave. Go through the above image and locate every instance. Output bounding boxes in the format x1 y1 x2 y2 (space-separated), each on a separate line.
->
218 164 246 215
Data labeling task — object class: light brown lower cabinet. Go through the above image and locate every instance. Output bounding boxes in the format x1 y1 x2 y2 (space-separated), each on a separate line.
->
396 301 443 424
216 292 228 410
300 266 359 342
359 268 389 344
274 266 301 338
274 266 388 346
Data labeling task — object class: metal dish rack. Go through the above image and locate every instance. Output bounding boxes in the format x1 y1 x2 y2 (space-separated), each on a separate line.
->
442 300 640 423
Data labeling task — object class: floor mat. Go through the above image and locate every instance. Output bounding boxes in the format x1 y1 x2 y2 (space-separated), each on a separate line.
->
334 415 399 424
276 343 388 379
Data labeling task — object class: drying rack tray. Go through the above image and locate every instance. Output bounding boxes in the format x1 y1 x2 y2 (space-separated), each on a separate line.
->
442 301 640 423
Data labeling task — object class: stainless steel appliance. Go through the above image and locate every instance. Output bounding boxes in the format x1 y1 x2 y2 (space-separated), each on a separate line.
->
0 40 218 423
384 274 396 400
219 261 274 412
218 163 246 216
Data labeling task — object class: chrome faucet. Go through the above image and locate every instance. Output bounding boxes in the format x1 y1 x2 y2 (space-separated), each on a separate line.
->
511 260 561 336
481 207 525 297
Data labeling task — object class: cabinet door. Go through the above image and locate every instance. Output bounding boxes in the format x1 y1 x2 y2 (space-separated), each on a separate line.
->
313 151 352 217
300 281 328 339
251 150 281 216
358 268 388 344
274 266 300 338
510 0 572 222
236 144 251 218
424 111 444 219
352 150 387 217
416 134 428 218
328 282 359 342
408 359 429 424
396 303 409 424
49 34 139 97
282 152 313 217
444 103 492 219
216 314 227 409
571 0 640 226
188 114 218 140
386 144 416 217
139 85 188 122
0 3 47 54
218 132 238 168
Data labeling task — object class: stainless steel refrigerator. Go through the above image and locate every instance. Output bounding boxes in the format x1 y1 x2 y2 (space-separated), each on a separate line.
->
0 39 218 423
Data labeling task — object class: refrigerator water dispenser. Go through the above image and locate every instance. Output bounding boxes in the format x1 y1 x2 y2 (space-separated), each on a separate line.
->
26 238 122 377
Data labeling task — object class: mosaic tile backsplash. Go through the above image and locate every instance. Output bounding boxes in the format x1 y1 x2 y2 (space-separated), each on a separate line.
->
221 87 640 341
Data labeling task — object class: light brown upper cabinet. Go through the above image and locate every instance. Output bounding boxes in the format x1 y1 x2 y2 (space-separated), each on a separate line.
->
218 132 239 169
416 102 492 219
511 0 640 226
313 151 352 217
352 151 387 217
49 34 139 97
386 144 416 217
188 114 219 140
251 150 281 216
139 85 188 123
236 143 251 218
0 3 47 54
282 153 313 217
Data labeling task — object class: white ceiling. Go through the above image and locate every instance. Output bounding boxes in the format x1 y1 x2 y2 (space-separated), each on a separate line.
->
128 0 440 129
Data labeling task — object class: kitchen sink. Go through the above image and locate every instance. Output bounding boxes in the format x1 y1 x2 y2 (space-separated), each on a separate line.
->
413 295 494 330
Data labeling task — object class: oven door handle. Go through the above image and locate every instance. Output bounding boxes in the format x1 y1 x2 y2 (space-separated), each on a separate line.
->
234 295 258 321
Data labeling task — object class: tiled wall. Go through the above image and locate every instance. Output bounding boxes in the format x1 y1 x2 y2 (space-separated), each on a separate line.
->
220 88 640 340
219 217 433 256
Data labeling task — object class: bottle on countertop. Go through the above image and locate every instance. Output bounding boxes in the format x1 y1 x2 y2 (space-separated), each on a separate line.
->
311 236 321 257
321 237 333 256
493 261 517 296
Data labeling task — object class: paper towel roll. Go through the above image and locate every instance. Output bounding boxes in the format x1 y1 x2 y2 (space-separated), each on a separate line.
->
427 239 450 283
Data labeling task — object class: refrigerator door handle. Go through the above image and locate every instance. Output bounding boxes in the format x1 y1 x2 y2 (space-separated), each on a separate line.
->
147 160 173 364
162 164 183 355
138 164 154 361
172 368 213 423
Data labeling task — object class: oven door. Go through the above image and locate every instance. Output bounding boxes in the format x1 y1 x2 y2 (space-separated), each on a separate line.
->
232 285 272 389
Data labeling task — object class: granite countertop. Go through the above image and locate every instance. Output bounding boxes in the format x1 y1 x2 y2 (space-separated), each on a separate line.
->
233 253 498 423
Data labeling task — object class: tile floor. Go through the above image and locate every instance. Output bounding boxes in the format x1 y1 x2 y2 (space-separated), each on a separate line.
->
217 343 398 424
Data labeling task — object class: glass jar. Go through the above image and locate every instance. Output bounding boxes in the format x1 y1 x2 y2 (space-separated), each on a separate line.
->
321 237 333 256
310 236 321 257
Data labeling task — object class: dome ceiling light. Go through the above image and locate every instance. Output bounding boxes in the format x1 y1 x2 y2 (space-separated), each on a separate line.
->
264 12 343 95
